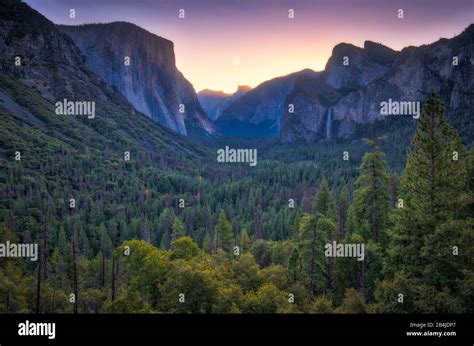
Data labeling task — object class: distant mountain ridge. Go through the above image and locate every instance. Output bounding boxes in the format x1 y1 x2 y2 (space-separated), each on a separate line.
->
59 22 216 138
198 85 251 121
280 27 474 143
216 69 318 137
5 0 471 144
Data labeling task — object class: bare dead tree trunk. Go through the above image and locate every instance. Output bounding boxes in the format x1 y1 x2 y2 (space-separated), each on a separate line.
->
43 214 49 281
371 162 379 243
35 255 41 313
362 252 370 302
72 223 79 314
50 290 55 313
326 256 335 293
6 289 10 313
101 252 105 288
338 204 347 240
35 210 49 313
309 228 317 295
111 254 116 301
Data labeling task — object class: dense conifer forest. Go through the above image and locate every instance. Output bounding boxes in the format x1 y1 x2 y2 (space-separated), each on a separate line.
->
1 72 472 313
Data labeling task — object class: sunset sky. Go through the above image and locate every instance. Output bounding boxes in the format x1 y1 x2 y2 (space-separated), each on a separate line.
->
27 0 474 94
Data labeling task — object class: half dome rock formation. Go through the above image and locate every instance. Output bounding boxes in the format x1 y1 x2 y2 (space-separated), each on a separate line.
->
198 85 251 121
216 69 318 137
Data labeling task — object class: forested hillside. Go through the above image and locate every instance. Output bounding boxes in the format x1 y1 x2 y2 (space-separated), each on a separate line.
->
1 77 472 312
0 0 472 315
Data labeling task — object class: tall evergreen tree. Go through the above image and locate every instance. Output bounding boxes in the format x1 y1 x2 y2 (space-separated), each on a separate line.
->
348 139 391 244
314 178 334 218
337 186 350 240
215 210 233 253
291 212 301 242
239 228 251 254
158 208 175 250
71 222 79 313
298 214 334 295
171 217 186 242
288 247 304 283
390 95 468 277
99 224 112 288
377 95 473 312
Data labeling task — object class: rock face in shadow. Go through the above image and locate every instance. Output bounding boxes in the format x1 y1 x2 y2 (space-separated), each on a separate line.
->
198 85 251 121
216 69 318 137
0 0 112 103
0 0 202 158
59 22 216 138
280 26 474 143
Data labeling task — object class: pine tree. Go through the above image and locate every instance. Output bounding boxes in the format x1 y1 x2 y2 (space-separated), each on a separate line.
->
35 206 49 313
171 217 186 242
202 232 213 253
288 248 304 283
348 139 391 244
158 208 175 250
298 214 334 295
99 224 112 288
141 218 150 243
71 222 79 314
49 246 65 290
239 228 251 253
377 95 473 312
314 178 334 218
215 210 233 253
337 186 350 240
337 168 387 303
390 95 468 279
291 212 301 242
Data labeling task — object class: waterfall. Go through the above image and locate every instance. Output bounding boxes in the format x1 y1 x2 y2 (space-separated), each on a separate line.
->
326 107 333 140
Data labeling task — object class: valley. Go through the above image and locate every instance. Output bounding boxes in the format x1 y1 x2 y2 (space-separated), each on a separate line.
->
0 0 472 315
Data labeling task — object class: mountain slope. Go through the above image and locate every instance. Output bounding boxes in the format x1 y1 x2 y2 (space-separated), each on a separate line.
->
198 85 251 121
0 0 205 164
0 1 211 261
280 27 474 143
216 69 318 137
59 22 216 138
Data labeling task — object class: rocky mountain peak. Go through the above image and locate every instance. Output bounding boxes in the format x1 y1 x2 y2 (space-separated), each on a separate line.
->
0 0 124 104
59 22 216 137
363 40 399 65
324 41 397 90
280 26 473 143
198 89 231 97
235 85 252 94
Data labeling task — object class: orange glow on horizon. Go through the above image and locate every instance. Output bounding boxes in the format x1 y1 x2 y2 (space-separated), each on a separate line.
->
175 43 330 94
24 0 474 94
171 26 344 94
